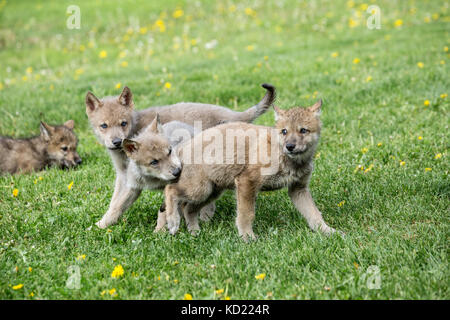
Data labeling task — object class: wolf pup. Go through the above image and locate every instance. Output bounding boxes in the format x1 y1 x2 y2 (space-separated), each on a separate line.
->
110 115 216 231
86 84 276 228
163 100 337 241
0 120 82 174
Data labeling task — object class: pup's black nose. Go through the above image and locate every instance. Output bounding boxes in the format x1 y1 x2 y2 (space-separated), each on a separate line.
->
286 143 296 151
172 167 181 177
75 158 82 165
112 138 122 147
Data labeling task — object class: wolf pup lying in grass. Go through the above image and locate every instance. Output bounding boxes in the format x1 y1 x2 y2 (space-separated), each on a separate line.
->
0 120 82 175
163 100 337 241
86 84 276 229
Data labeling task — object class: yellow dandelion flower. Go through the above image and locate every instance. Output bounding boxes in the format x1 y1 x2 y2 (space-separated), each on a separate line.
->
0 82 3 90
79 44 86 52
361 147 369 154
115 83 121 89
394 19 403 27
120 61 128 68
337 200 345 207
424 17 431 23
377 142 383 147
418 136 423 140
225 296 231 300
440 93 447 99
22 75 28 82
154 19 166 32
99 50 107 59
67 181 74 190
364 164 374 173
29 292 34 297
444 46 448 53
139 27 148 34
365 76 372 82
173 9 184 19
164 82 172 89
255 273 266 280
12 284 23 290
215 289 224 295
423 100 430 106
331 52 339 58
173 279 179 284
424 168 432 172
13 188 19 197
100 290 106 296
76 254 86 261
111 264 124 278
417 62 424 68
184 293 193 300
244 8 256 17
246 45 255 51
75 68 84 76
348 18 359 28
353 58 360 64
26 67 33 74
432 13 439 20
28 267 32 272
440 60 445 65
399 161 406 166
434 153 442 159
109 288 117 296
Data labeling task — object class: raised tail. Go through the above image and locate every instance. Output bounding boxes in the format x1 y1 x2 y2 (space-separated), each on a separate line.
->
236 83 276 123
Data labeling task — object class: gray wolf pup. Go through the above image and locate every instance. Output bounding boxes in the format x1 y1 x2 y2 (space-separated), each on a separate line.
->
163 100 338 240
86 84 275 228
0 120 81 175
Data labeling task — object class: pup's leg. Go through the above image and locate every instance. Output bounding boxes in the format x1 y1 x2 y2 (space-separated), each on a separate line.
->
96 184 142 229
288 184 336 235
235 177 258 242
199 201 216 222
183 202 203 235
164 185 182 235
154 202 167 232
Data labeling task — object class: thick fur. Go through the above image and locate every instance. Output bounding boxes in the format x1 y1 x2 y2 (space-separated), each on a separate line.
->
163 100 337 241
86 84 274 228
0 120 81 175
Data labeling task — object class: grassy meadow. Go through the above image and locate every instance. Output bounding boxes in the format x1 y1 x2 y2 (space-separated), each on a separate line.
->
0 0 448 299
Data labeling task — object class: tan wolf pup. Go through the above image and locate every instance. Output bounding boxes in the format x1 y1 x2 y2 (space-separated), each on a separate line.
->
163 100 338 240
85 84 276 228
0 120 82 175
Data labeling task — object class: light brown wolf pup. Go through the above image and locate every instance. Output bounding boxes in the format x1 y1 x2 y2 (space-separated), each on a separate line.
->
163 100 337 240
86 84 276 228
0 120 82 174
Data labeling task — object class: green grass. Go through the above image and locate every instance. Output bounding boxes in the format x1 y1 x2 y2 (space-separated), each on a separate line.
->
0 0 448 300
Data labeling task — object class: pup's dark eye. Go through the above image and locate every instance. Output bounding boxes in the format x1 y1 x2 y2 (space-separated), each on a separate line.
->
281 129 287 135
121 121 127 127
100 123 108 129
300 128 308 134
61 146 68 151
168 147 172 156
150 159 159 166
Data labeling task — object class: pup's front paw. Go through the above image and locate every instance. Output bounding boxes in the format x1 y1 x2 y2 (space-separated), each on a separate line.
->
199 203 215 222
95 219 108 229
166 215 180 235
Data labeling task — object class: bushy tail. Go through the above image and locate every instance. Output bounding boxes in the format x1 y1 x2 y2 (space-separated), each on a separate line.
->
237 83 276 122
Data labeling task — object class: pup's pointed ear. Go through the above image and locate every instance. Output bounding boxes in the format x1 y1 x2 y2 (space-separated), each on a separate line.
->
118 86 133 107
123 139 140 156
309 99 322 116
40 122 54 141
64 120 75 130
273 105 283 121
86 92 101 113
148 114 163 134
